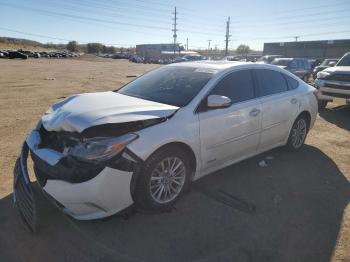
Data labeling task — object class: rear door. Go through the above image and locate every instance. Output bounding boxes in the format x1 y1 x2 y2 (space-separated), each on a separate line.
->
254 69 300 152
198 69 262 174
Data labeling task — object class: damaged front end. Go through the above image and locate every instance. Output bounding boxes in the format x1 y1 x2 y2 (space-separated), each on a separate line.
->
13 119 167 232
13 91 179 231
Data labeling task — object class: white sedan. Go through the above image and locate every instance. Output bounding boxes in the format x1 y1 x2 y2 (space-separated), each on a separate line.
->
13 61 318 230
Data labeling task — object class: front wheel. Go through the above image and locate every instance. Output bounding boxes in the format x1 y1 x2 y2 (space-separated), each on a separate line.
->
133 146 191 211
285 115 309 151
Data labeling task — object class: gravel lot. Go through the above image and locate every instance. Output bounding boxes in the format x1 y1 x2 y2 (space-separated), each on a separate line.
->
0 56 349 262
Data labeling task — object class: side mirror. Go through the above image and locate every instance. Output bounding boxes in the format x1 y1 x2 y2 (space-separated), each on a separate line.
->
207 95 232 109
328 61 336 67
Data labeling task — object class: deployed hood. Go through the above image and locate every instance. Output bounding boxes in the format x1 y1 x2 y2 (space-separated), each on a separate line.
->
323 66 350 74
42 91 179 133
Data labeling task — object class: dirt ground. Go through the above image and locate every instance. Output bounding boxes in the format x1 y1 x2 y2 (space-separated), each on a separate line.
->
0 56 349 262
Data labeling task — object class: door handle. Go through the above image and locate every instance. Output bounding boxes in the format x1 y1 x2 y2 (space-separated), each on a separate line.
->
249 108 260 117
290 98 298 104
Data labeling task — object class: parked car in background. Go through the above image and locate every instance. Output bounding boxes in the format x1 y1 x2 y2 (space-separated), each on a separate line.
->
312 58 338 79
272 58 311 82
257 55 282 64
8 51 28 59
0 50 9 58
308 59 321 70
315 52 350 109
14 61 318 231
182 54 203 61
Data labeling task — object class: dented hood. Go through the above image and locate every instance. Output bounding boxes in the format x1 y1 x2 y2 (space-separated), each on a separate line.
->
42 91 179 133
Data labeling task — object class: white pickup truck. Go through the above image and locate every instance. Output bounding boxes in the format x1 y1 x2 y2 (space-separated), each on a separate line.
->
315 52 350 109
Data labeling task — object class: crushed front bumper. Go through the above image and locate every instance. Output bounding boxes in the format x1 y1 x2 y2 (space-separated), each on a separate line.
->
13 143 36 232
13 128 140 231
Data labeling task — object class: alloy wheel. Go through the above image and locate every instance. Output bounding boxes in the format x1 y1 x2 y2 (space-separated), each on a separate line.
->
149 157 186 204
291 118 307 148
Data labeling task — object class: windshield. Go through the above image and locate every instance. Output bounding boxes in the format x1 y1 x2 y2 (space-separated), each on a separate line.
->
272 59 291 66
118 66 214 107
337 54 350 66
320 59 338 66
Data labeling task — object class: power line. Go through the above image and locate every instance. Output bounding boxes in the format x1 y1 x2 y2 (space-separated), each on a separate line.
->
0 26 135 46
0 2 222 37
243 29 350 41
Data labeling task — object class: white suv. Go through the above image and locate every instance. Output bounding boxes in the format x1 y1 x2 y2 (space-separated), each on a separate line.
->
13 61 318 231
315 52 350 109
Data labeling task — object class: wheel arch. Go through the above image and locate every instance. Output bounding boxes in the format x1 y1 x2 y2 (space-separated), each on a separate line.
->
297 110 311 129
150 142 197 178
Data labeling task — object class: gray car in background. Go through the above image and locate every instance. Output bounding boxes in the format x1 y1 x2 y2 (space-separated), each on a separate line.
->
272 58 311 82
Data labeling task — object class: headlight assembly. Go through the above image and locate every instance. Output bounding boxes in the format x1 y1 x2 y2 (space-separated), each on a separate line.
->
68 133 138 162
316 71 331 80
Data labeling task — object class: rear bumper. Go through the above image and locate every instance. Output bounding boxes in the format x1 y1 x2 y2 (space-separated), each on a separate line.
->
14 128 139 229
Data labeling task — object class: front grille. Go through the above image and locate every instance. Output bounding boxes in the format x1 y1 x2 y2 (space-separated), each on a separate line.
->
322 92 349 99
328 74 350 82
13 143 37 232
325 83 350 90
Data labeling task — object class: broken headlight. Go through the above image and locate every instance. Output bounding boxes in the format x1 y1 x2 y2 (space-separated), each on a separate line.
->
68 134 138 162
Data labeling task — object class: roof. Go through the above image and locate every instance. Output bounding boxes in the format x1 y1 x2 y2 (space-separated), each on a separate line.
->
165 60 301 78
167 60 251 71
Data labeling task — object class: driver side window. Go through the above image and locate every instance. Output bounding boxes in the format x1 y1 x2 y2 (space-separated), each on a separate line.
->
210 70 255 104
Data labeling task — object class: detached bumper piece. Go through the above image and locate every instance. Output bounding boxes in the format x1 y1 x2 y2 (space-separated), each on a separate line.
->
13 143 37 232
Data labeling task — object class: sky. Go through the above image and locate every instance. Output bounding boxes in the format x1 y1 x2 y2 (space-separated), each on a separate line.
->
0 0 349 50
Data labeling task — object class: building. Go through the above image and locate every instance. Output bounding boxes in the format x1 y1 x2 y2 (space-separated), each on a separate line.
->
263 39 350 59
136 43 183 59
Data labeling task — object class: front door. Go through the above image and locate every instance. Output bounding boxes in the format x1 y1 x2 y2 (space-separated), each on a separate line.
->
198 69 262 175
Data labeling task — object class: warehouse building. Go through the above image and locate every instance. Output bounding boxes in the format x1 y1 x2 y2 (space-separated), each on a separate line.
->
263 39 350 59
136 43 184 59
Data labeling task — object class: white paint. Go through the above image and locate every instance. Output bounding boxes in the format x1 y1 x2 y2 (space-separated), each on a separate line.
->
42 91 179 133
44 167 133 220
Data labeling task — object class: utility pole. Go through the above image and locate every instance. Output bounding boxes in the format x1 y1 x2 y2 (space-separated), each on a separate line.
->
294 36 299 42
225 16 231 56
207 39 212 50
186 37 188 50
172 7 178 55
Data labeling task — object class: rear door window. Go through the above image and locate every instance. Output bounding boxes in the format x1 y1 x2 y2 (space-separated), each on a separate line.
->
255 69 288 96
283 74 299 90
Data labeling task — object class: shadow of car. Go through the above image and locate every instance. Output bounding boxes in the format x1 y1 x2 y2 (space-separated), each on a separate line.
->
319 104 350 131
1 145 349 261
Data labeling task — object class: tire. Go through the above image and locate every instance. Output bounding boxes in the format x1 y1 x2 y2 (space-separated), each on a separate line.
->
133 146 192 211
285 115 309 151
318 100 328 110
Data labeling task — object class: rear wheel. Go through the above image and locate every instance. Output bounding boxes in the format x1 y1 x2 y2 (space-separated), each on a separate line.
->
286 115 309 151
133 146 191 211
